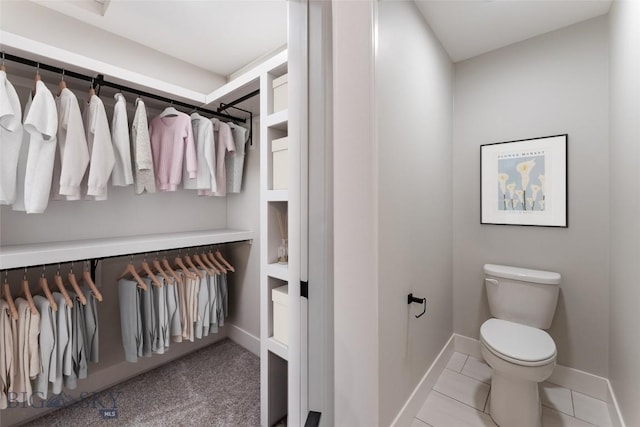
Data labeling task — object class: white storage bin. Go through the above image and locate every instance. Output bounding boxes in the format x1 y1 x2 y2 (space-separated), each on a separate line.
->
272 285 289 345
272 73 288 113
271 136 288 190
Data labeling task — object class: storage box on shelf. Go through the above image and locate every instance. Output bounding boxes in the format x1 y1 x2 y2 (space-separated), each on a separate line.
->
272 136 289 190
272 73 288 113
272 284 289 346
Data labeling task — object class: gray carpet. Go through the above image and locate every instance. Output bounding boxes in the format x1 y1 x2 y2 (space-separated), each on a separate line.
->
21 339 260 427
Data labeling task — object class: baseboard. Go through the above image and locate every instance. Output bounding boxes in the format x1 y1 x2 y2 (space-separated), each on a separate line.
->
547 364 609 401
227 323 260 356
607 379 627 427
390 334 455 427
453 334 483 359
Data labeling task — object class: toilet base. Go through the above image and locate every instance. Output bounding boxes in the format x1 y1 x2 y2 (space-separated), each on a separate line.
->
490 370 541 427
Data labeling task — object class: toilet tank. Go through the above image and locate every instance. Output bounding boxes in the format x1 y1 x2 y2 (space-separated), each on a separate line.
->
484 264 561 329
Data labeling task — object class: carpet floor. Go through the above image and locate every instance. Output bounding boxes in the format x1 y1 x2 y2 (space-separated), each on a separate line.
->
21 339 261 427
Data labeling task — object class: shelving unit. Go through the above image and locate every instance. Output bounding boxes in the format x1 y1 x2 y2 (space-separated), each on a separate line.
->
260 53 299 426
0 229 253 269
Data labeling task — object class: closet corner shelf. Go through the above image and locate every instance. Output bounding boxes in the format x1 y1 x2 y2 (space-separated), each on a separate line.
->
0 229 253 270
267 189 289 202
266 262 289 281
264 110 289 130
267 337 288 361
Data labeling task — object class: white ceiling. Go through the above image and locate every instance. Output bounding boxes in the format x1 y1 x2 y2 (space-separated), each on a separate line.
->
414 0 612 62
33 0 288 78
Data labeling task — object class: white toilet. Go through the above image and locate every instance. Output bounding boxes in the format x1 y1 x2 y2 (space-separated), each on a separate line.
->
480 264 561 427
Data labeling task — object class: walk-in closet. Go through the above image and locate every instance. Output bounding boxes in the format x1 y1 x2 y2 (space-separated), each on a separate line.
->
0 1 316 426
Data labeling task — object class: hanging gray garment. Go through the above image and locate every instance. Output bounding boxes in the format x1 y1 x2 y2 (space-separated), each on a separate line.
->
131 99 156 194
118 279 142 363
63 292 87 390
81 286 99 363
140 278 156 356
225 123 250 193
32 296 56 399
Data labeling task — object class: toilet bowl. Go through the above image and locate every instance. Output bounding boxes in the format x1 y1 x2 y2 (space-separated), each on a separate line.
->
480 318 556 427
480 264 561 427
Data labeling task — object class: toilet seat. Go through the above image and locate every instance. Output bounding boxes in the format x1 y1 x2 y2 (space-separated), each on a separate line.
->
480 318 556 367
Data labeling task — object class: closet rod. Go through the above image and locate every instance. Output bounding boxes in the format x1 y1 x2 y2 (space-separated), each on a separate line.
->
218 89 260 111
2 52 246 123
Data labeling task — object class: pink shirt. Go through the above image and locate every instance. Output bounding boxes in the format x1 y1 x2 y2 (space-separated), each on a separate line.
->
149 112 196 191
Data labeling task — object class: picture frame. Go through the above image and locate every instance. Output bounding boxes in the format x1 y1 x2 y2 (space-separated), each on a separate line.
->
480 134 568 227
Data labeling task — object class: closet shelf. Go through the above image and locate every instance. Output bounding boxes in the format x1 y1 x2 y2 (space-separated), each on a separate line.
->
267 337 288 361
266 263 289 281
0 229 253 269
267 190 289 202
264 110 289 130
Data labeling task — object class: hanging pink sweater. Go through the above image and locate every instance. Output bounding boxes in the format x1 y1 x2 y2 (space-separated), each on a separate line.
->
149 112 196 191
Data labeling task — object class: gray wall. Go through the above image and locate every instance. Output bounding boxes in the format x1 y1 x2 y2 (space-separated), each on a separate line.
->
453 17 610 376
608 1 640 425
376 2 453 425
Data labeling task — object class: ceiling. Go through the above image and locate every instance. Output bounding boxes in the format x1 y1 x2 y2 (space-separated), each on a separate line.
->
33 0 288 78
414 0 612 62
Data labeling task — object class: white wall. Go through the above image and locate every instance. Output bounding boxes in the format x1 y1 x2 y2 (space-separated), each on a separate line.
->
0 0 226 93
608 1 640 425
453 17 610 376
332 2 379 426
227 118 261 340
376 2 453 425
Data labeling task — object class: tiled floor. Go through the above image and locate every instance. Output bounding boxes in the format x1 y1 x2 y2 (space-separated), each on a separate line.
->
413 352 614 427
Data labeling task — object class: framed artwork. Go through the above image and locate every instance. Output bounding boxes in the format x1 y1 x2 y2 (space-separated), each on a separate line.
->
480 134 568 227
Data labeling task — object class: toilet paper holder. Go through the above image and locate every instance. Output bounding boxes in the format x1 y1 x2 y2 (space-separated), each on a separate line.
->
407 293 427 318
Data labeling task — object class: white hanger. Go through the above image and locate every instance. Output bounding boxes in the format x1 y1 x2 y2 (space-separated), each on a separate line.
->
159 102 180 118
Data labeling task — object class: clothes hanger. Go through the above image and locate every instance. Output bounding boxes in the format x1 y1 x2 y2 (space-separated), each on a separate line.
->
54 266 74 308
81 260 103 302
192 253 213 276
137 255 162 288
118 256 148 291
2 271 19 320
58 69 67 96
206 247 227 274
183 252 203 279
152 253 172 286
67 264 87 306
161 254 182 286
215 249 235 273
174 251 196 280
159 100 179 118
33 62 41 93
38 267 58 312
18 271 38 315
198 249 220 275
88 78 96 97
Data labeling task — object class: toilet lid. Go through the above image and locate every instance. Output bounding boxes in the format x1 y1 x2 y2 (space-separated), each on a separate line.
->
480 319 556 363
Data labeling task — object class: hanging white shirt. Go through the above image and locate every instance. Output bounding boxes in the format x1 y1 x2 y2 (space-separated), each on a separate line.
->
53 88 90 201
111 93 133 187
183 113 216 192
22 80 58 214
11 95 32 212
83 94 115 200
0 70 24 205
